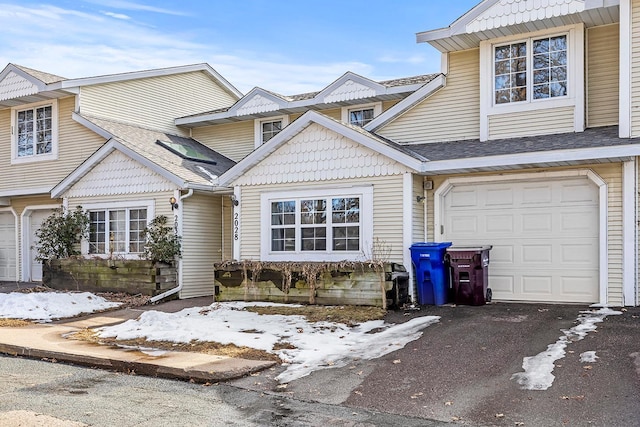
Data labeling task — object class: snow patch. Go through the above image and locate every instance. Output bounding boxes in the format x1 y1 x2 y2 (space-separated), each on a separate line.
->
580 351 598 363
97 301 440 383
511 307 621 391
0 292 121 322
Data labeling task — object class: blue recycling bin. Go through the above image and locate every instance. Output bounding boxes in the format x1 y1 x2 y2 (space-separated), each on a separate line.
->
410 242 452 305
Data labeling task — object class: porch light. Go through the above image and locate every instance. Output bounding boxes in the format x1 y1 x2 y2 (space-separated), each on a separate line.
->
169 196 179 210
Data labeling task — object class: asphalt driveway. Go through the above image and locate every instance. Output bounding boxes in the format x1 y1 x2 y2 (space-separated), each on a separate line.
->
230 302 640 427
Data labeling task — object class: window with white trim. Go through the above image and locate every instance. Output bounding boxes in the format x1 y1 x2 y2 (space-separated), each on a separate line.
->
341 102 382 127
88 208 147 254
494 34 567 105
254 116 290 147
11 100 58 163
262 187 372 261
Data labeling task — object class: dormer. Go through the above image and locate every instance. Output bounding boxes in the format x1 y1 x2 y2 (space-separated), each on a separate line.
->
417 0 620 141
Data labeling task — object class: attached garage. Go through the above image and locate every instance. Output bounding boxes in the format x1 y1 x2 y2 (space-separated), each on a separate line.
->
437 175 601 304
0 212 17 281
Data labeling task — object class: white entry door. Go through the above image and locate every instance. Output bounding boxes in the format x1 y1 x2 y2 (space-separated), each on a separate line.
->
442 177 599 303
0 212 16 281
29 209 55 282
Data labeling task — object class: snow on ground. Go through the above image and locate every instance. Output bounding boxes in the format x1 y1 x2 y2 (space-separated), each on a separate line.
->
511 307 621 391
580 351 598 363
0 292 121 322
96 301 440 383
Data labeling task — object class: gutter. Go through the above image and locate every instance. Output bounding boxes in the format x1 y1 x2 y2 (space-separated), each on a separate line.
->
149 189 194 303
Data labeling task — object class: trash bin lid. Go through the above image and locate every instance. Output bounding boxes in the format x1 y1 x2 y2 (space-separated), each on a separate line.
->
447 245 492 252
410 242 452 249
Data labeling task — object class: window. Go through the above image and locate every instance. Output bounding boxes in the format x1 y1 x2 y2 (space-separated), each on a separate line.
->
262 187 372 261
494 34 567 105
341 102 382 128
254 116 289 147
11 101 58 163
348 108 375 127
88 208 147 254
270 196 360 253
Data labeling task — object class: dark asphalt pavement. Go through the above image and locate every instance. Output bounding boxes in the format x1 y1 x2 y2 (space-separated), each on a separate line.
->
231 302 640 427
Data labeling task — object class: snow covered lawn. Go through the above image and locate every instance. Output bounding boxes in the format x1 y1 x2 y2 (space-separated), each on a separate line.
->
97 302 440 383
0 291 121 322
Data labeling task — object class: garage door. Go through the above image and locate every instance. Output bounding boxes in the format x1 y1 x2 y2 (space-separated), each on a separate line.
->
0 212 17 281
442 178 599 303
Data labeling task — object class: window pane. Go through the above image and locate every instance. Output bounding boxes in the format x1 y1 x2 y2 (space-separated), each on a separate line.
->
494 42 526 104
271 201 295 225
128 209 147 253
301 227 326 251
272 228 295 252
262 120 282 143
349 108 375 127
89 211 106 254
332 226 360 251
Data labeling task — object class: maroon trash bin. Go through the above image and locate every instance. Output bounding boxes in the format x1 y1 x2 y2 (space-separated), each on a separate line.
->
446 246 492 306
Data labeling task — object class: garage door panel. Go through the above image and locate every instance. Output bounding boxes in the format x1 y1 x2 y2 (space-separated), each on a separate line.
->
449 189 477 207
491 275 515 294
522 276 553 295
443 177 599 303
522 184 553 205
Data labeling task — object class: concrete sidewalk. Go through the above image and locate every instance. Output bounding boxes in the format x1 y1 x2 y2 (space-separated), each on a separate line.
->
0 297 276 382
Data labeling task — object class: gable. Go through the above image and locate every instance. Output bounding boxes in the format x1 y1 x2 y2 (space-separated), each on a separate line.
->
63 150 177 198
323 79 377 103
233 123 410 186
467 0 585 33
0 71 40 101
236 94 282 116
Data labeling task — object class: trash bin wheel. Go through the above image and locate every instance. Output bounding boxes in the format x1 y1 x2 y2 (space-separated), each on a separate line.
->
486 288 492 303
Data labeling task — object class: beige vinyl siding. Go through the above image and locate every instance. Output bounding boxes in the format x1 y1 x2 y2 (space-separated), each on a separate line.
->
426 163 624 305
80 72 236 135
0 97 105 195
180 193 221 298
222 195 234 261
238 175 406 263
587 24 620 128
632 2 640 136
413 175 426 244
488 106 575 140
68 192 173 219
192 120 254 162
377 49 480 144
9 195 62 279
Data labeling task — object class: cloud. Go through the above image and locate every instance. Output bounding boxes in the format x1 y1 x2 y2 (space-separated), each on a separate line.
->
102 11 131 20
82 0 189 16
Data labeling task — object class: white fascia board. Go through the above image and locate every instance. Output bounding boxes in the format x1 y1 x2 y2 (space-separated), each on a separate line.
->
0 187 54 198
421 144 640 174
219 111 423 186
59 63 242 99
186 183 232 192
229 87 287 114
315 72 386 99
365 75 446 132
585 0 620 8
416 0 496 44
72 112 113 139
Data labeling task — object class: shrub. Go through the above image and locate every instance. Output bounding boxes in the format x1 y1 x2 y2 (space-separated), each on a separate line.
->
142 215 182 264
35 207 89 263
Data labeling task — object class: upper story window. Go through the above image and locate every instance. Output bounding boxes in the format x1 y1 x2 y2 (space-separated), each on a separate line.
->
494 34 568 105
11 100 58 164
261 186 373 262
254 116 289 148
341 102 382 127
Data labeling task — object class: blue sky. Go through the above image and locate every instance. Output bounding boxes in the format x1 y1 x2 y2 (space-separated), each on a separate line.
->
0 1 480 94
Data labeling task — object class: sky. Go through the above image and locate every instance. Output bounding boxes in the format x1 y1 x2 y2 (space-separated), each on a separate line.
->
0 0 480 94
0 291 620 385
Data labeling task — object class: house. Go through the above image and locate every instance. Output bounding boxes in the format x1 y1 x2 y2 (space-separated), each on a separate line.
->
0 63 241 299
200 0 639 307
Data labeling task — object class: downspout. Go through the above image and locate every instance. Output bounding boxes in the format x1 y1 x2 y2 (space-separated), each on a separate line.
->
149 189 194 303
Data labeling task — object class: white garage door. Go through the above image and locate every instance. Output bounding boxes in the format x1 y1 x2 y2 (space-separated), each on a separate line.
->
442 178 599 303
0 212 17 281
